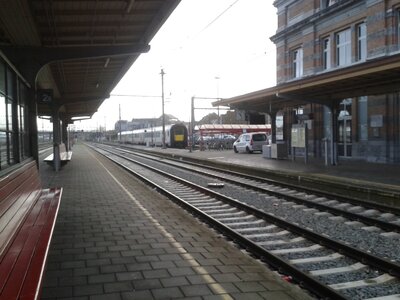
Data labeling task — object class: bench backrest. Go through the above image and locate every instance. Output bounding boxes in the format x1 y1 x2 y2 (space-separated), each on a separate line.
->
0 161 42 259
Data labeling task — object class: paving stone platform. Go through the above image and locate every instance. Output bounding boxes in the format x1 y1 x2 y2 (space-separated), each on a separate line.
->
39 144 313 300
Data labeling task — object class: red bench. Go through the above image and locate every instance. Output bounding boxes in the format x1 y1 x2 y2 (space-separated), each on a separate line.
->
0 160 62 300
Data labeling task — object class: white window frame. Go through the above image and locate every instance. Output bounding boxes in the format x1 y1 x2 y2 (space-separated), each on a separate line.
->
357 23 367 61
323 37 331 69
292 48 303 78
336 29 352 67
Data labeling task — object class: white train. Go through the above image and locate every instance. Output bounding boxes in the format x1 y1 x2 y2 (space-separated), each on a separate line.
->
120 123 188 148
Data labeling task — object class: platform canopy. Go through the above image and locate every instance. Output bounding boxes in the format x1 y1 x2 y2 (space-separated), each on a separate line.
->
214 52 400 113
0 0 180 121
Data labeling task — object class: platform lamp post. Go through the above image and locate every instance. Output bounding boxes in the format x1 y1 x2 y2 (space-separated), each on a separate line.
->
160 68 166 149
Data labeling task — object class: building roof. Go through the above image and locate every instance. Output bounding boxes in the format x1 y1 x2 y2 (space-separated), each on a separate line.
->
0 0 180 121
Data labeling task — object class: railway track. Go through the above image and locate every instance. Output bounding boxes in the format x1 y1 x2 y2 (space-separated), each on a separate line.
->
90 143 400 299
111 144 400 234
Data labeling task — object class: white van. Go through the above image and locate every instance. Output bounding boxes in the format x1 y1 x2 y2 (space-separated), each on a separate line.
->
233 132 268 153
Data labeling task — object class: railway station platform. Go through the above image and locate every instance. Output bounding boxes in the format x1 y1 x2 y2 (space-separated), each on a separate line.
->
39 143 312 300
134 145 400 188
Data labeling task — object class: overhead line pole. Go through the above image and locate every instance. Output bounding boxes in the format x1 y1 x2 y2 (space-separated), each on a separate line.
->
160 69 166 149
190 96 225 153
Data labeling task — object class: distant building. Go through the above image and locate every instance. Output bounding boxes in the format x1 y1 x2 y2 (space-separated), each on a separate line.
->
115 114 182 132
114 120 128 132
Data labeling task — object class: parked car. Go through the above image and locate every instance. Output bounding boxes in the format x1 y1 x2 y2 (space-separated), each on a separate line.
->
233 132 268 153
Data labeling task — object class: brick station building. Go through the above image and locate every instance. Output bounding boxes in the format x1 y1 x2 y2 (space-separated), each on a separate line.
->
218 0 400 164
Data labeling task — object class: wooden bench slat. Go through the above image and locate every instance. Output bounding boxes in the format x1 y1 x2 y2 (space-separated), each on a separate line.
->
0 164 38 206
20 190 61 300
1 225 43 299
0 164 42 259
0 161 36 190
21 190 50 227
0 229 30 292
0 185 42 259
0 250 19 292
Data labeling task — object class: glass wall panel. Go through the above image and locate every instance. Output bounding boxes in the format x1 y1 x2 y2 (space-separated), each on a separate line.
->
0 131 6 169
6 99 12 131
0 95 5 130
8 132 14 164
0 60 32 168
6 68 15 100
19 105 24 132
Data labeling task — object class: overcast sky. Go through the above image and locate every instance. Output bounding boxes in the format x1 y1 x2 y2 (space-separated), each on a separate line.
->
72 0 278 131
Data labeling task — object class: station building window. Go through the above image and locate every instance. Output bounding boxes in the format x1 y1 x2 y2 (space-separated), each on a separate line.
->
276 111 284 141
322 37 331 70
358 96 368 141
336 28 352 66
292 48 303 78
357 23 367 61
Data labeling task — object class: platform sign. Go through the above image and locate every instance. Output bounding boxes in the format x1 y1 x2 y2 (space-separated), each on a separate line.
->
37 89 53 104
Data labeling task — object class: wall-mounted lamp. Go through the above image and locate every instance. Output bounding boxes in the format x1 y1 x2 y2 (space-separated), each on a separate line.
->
126 0 135 13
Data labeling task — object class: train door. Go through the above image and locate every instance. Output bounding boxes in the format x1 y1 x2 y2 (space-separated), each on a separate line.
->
337 99 352 157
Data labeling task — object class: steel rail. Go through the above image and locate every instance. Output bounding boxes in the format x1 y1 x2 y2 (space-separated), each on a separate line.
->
110 145 400 233
121 144 400 215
